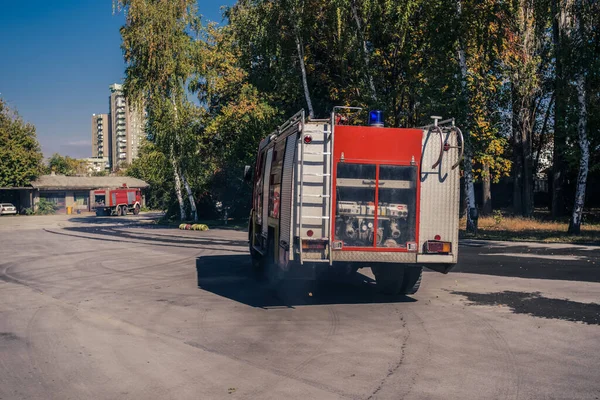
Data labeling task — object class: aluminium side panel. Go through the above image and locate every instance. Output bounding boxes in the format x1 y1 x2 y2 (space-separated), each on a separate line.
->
261 148 273 238
418 129 460 263
279 134 298 255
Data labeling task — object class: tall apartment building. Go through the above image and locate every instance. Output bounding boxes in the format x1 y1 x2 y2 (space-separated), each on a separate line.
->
91 113 109 158
101 83 147 171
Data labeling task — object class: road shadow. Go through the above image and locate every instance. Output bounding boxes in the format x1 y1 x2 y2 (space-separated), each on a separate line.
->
454 242 600 283
196 254 417 308
48 225 248 253
68 212 163 226
452 290 600 325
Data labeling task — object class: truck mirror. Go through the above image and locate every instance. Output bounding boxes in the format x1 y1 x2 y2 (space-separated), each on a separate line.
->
243 165 252 182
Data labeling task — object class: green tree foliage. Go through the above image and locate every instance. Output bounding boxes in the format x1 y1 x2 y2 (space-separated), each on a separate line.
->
0 98 44 187
35 198 57 215
126 141 174 211
191 23 279 217
47 153 87 176
114 0 598 231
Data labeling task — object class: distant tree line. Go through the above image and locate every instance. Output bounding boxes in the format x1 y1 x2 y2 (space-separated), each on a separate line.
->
110 0 598 234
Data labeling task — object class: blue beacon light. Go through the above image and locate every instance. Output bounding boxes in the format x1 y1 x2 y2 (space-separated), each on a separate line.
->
368 110 384 127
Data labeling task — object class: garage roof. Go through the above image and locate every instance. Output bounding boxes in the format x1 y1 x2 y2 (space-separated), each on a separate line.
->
30 175 149 190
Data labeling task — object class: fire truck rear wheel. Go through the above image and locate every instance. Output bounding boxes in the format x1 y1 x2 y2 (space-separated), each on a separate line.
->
250 247 263 275
116 206 122 216
264 235 283 286
400 266 423 295
372 265 405 295
133 204 140 215
121 205 127 216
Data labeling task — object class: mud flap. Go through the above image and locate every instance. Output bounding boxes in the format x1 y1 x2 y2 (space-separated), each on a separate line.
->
424 263 456 274
417 254 456 274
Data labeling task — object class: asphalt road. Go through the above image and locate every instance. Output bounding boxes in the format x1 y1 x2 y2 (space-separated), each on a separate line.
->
1 214 599 400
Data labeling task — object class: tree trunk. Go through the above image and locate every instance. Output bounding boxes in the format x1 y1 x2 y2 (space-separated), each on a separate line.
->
171 95 197 221
551 0 568 217
512 84 523 216
350 0 377 102
456 0 476 233
171 148 186 221
521 114 534 217
295 34 314 119
512 157 523 215
181 172 198 222
481 163 492 215
464 150 477 233
568 3 589 234
533 94 554 175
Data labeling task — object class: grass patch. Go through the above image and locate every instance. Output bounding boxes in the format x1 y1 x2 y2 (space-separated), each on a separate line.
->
460 215 600 244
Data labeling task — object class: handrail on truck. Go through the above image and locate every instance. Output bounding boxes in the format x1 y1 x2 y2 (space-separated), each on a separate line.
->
449 126 464 170
419 116 464 170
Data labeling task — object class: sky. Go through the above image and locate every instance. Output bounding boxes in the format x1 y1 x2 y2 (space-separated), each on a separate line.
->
0 0 233 159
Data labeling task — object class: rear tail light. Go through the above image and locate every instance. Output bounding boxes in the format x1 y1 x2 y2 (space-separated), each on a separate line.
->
425 240 452 254
303 135 312 144
302 240 327 250
302 239 328 250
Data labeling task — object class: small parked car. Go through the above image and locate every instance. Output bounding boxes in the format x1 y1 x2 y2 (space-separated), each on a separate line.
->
0 203 17 216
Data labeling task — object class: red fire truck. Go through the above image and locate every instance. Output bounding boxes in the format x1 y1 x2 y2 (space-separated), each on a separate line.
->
245 107 463 294
94 185 142 216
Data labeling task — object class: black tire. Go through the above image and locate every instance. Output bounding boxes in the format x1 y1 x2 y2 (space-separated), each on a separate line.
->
400 267 423 295
249 222 263 276
116 206 122 216
372 265 405 295
133 204 140 215
264 235 282 285
324 264 359 282
121 205 127 216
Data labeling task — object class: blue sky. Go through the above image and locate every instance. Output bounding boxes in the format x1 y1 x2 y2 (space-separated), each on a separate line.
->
0 0 233 159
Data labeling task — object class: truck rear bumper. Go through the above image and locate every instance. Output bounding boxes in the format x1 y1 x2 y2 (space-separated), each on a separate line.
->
331 251 456 264
332 251 416 263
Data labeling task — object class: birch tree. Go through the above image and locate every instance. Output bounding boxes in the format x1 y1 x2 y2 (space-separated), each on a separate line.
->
456 0 477 233
568 0 592 234
349 0 377 102
115 0 199 221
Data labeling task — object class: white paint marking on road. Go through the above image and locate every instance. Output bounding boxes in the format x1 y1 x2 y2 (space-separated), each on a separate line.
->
481 253 586 261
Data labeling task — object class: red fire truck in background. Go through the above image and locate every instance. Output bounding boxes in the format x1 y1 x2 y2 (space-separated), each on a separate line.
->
94 185 142 216
245 107 463 294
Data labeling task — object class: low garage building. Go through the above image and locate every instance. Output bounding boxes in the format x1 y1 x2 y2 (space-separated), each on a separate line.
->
0 174 149 214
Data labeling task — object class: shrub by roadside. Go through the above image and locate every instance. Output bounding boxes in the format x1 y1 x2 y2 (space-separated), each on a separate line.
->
179 223 209 231
39 199 57 215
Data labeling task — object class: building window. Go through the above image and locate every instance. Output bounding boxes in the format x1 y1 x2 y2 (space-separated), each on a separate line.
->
74 193 88 206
